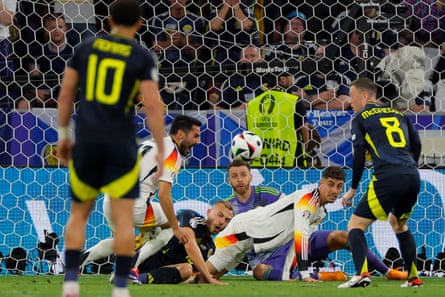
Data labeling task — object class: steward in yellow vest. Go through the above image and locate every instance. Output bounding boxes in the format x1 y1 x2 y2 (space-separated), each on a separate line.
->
247 88 308 168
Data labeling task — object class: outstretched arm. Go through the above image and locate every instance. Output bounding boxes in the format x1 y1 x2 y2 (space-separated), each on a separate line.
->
293 193 321 282
158 181 190 245
182 227 227 285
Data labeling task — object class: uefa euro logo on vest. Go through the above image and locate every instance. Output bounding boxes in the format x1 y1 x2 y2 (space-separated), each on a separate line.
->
246 89 307 168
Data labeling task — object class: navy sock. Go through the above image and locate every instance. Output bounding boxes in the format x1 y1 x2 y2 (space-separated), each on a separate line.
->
114 255 133 288
348 229 369 275
396 230 419 279
64 250 81 282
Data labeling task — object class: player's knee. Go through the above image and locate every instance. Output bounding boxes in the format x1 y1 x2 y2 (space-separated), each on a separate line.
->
176 263 193 280
327 231 348 250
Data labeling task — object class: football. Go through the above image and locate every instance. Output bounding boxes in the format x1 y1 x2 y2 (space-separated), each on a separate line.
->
230 131 263 161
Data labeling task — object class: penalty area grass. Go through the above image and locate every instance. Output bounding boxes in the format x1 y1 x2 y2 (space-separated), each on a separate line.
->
0 275 442 297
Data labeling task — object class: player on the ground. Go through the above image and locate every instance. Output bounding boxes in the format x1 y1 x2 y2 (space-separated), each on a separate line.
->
80 115 202 274
203 166 345 282
133 201 234 285
57 1 165 297
225 160 407 281
338 77 422 288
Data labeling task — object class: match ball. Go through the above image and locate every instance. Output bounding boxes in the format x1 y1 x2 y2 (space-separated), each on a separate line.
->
230 131 263 161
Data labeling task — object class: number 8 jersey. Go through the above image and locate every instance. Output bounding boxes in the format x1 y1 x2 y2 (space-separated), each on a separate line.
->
350 102 421 188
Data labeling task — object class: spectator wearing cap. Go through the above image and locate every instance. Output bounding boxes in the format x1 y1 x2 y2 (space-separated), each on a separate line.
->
150 0 208 111
266 10 316 63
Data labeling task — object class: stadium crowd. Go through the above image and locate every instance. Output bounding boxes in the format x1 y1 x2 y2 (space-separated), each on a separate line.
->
1 0 445 112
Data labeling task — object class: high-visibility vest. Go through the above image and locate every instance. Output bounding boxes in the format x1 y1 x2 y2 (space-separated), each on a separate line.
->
247 89 306 167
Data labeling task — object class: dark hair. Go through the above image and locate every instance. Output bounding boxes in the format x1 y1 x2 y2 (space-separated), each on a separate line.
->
169 115 202 135
351 77 377 99
322 166 346 181
110 0 142 27
227 159 251 172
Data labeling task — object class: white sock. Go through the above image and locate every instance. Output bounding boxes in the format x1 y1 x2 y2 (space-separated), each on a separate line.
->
80 238 114 267
62 281 79 297
112 287 130 297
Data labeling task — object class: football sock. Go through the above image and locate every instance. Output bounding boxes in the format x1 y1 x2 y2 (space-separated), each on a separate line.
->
396 230 419 279
114 255 133 288
348 229 369 275
80 238 114 267
64 250 81 282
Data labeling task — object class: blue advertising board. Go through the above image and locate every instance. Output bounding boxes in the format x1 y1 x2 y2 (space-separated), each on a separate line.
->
0 167 444 275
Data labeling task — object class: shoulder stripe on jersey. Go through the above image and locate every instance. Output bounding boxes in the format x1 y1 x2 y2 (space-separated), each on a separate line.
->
254 186 280 195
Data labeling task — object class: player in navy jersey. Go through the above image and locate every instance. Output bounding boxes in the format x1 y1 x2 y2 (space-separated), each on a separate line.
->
135 201 234 285
57 1 166 297
339 78 422 288
225 160 407 282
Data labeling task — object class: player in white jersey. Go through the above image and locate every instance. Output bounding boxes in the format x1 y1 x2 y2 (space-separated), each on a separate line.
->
80 115 202 271
204 166 345 282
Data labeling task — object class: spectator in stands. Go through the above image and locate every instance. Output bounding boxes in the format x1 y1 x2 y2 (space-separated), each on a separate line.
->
415 30 445 113
207 0 260 64
335 29 366 81
405 0 445 46
17 13 74 109
267 10 316 62
93 0 168 47
0 0 17 109
21 13 74 109
294 59 351 111
151 0 208 111
209 45 265 109
376 29 445 113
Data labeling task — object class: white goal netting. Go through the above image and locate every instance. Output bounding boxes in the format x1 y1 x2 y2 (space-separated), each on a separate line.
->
0 0 445 276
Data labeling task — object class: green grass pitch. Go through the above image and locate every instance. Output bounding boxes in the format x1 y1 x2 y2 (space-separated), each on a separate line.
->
0 275 443 297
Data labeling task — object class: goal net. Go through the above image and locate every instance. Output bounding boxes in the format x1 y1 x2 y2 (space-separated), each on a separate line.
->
0 0 444 276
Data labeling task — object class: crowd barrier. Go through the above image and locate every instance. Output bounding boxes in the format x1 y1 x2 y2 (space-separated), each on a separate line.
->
0 167 444 275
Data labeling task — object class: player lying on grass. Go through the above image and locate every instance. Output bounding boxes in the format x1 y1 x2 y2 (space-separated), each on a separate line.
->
203 166 407 282
80 115 202 272
129 201 234 285
225 160 407 281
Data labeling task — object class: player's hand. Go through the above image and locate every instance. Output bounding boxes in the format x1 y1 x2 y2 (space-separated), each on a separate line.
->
207 277 228 285
341 188 356 207
302 276 321 282
173 226 190 245
57 139 73 166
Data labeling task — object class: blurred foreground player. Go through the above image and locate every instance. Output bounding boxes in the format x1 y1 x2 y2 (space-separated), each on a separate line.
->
57 1 165 297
